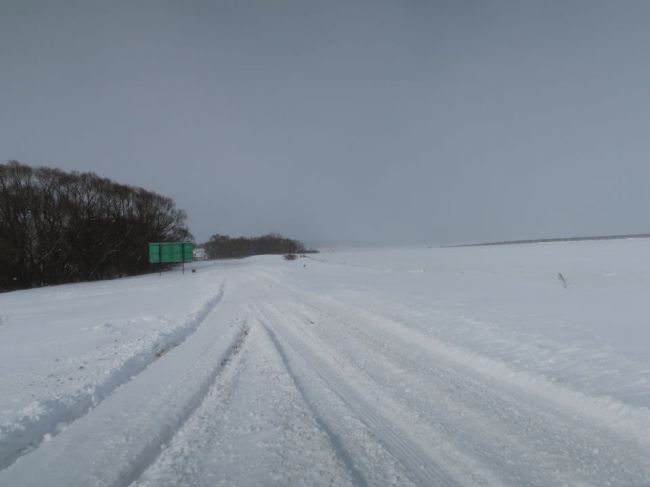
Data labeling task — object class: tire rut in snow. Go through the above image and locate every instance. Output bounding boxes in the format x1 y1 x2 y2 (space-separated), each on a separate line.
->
261 283 650 485
257 305 459 487
260 321 370 487
117 324 250 487
0 283 226 473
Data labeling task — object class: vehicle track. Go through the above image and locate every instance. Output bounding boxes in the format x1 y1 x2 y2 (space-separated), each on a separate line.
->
256 278 650 485
121 324 250 487
0 287 250 487
260 321 370 487
133 316 364 487
252 269 650 445
0 281 227 472
256 303 460 487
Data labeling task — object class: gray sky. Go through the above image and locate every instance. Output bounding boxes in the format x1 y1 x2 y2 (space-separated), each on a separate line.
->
2 0 650 245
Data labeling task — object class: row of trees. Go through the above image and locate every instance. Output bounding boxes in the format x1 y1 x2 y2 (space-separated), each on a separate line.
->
202 233 308 259
0 161 191 291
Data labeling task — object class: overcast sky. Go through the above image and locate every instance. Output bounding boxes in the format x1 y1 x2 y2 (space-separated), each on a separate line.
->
2 1 650 245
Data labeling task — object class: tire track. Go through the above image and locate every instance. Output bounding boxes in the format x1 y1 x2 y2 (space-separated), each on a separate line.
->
252 270 650 449
134 316 365 487
120 324 250 487
0 319 250 487
0 282 226 473
259 281 650 485
260 320 370 487
256 303 459 487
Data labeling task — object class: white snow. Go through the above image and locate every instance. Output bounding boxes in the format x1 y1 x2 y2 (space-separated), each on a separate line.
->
1 240 650 485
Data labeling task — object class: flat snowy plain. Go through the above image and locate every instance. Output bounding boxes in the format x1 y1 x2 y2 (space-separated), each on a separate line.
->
2 239 650 486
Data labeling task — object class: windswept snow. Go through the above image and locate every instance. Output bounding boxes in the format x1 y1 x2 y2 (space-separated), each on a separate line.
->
1 240 650 485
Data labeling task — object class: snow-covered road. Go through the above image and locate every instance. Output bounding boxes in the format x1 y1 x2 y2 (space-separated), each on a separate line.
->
2 241 650 485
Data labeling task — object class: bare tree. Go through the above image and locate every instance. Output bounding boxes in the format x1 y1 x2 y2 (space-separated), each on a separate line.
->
0 161 192 291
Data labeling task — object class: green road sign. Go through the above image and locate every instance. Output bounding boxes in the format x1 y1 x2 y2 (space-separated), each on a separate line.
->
148 242 193 264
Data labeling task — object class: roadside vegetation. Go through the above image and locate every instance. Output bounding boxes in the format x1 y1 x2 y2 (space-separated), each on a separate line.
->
201 233 314 259
0 161 191 291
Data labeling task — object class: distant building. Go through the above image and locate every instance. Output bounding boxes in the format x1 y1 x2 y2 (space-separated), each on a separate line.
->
193 248 207 260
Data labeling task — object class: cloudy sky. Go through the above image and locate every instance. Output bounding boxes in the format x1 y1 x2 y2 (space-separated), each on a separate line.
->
2 0 650 245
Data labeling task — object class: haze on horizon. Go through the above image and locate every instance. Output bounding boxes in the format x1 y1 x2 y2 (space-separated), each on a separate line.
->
2 0 650 245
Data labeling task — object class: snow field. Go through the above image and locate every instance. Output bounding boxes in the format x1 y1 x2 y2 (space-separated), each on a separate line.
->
1 240 650 485
0 263 226 470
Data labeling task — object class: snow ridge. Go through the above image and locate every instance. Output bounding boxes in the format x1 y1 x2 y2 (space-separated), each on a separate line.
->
0 283 225 472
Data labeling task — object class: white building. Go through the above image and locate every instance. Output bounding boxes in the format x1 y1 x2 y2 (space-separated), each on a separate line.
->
192 248 207 260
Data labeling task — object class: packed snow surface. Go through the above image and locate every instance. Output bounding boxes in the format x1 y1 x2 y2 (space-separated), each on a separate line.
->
1 239 650 486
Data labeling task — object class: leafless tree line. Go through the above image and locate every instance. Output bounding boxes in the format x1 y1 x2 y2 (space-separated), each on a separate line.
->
202 233 309 259
0 161 191 291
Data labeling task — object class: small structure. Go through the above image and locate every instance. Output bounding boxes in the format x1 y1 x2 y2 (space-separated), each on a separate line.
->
193 248 207 260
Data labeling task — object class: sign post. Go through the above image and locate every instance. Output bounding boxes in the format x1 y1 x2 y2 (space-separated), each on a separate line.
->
148 242 194 274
